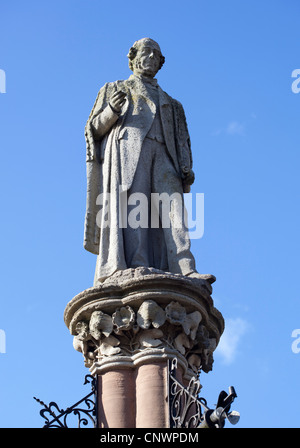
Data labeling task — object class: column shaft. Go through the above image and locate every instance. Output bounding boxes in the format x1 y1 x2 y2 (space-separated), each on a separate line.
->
135 361 169 428
97 369 135 428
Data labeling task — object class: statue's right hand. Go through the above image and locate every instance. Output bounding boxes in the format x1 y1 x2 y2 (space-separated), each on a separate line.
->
109 91 127 113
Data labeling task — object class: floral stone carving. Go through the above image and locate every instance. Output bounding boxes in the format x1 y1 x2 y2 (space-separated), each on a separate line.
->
65 268 224 379
72 299 218 374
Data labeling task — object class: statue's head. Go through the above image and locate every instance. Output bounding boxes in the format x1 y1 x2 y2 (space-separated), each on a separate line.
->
127 38 165 78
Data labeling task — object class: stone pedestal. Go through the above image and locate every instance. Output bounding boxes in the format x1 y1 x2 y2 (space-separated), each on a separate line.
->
64 267 224 428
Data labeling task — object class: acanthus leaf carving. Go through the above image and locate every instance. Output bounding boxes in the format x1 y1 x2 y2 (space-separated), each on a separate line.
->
182 311 202 340
89 311 113 339
165 301 186 325
99 335 121 356
137 329 164 348
72 300 217 374
136 300 166 329
174 332 191 354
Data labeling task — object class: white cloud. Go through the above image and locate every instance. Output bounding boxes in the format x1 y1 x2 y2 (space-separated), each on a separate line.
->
215 317 249 365
226 121 245 135
212 114 257 137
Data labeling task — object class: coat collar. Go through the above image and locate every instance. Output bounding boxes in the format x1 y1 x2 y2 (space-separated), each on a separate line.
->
126 75 170 108
129 73 158 87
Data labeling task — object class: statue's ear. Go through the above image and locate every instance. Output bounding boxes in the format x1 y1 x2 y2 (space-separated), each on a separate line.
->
159 55 165 70
127 46 138 71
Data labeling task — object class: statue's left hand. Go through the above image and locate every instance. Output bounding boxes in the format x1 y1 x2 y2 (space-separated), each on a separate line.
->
182 169 195 193
183 169 195 185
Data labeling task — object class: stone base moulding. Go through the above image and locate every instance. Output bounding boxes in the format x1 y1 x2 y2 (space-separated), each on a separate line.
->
64 267 225 427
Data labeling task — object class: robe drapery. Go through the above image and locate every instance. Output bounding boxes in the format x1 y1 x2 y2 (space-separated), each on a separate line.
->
83 75 195 283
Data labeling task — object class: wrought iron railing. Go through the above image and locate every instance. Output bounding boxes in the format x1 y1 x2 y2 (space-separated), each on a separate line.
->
34 374 97 428
168 358 240 428
34 360 239 428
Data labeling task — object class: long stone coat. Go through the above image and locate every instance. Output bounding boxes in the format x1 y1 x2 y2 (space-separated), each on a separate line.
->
84 75 194 282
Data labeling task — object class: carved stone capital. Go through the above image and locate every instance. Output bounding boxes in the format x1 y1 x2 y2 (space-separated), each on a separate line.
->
64 268 224 381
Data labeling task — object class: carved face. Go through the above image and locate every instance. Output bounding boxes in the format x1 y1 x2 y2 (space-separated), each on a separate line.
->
133 44 162 78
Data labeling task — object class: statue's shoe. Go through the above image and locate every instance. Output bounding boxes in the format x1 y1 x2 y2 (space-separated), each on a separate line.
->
186 272 216 293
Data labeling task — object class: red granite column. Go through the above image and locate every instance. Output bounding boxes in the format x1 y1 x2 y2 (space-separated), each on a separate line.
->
135 361 169 428
97 369 136 428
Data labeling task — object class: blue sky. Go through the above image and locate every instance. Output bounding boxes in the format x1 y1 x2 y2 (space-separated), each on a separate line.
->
0 0 300 428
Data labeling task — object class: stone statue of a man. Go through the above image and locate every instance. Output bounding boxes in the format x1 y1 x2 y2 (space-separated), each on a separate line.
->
84 38 214 287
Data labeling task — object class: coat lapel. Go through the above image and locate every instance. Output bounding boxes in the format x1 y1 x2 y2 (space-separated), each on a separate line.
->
159 88 180 173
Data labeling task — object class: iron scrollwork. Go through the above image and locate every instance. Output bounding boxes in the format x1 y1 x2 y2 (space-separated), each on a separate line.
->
169 358 203 427
169 358 240 428
34 374 97 428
